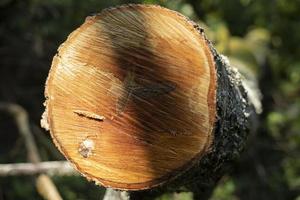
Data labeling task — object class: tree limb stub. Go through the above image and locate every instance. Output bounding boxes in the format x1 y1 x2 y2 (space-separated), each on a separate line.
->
41 4 259 194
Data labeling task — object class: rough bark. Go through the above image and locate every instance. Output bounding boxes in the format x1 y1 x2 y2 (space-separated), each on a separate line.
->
104 37 259 200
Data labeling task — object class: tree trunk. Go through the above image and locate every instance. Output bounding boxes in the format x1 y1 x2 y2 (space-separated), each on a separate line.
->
128 43 259 200
41 4 260 200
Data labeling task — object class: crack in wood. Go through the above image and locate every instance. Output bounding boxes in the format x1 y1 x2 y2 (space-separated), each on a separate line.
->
73 110 105 121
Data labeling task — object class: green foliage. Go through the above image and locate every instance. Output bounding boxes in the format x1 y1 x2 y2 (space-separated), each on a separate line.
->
155 192 193 200
211 177 238 200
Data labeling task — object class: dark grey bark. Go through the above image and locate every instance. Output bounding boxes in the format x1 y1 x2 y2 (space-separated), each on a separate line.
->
103 34 260 200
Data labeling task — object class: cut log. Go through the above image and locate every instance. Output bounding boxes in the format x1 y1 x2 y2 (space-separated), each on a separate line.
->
41 4 258 195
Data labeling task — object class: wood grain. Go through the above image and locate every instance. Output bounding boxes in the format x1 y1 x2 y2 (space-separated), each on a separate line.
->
43 4 216 190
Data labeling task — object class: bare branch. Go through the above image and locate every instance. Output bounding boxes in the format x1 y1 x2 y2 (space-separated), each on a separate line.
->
36 174 65 200
0 103 40 163
0 102 64 200
0 161 77 176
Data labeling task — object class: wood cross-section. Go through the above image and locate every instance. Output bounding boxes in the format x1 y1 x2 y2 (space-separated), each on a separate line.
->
43 4 216 190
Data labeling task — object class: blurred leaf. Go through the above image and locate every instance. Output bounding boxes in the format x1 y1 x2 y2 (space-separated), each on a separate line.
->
211 178 238 200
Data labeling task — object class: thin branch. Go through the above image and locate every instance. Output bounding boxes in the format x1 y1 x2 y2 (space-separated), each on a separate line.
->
0 102 64 200
36 174 65 200
0 103 40 163
0 161 77 176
